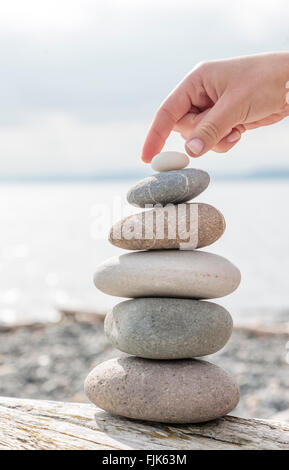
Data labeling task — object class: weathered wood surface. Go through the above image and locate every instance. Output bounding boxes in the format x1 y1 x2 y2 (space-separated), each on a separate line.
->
0 397 289 450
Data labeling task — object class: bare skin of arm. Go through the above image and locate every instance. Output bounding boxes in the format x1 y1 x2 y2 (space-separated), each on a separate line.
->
141 52 289 163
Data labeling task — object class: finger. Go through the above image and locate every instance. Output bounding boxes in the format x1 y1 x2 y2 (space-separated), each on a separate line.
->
141 84 192 163
212 129 242 153
174 109 210 140
175 114 245 141
212 140 240 153
176 114 245 153
185 95 240 157
244 113 286 129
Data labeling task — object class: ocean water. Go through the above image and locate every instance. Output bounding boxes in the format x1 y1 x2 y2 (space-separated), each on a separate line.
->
0 179 288 325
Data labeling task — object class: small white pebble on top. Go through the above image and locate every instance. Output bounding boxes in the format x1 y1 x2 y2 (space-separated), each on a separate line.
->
151 151 190 172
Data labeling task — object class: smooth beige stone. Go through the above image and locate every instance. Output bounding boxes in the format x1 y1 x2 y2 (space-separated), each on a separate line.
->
84 356 240 423
93 250 241 299
109 203 225 250
151 151 190 172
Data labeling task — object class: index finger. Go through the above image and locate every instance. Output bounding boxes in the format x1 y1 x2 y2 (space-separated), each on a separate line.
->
141 84 192 163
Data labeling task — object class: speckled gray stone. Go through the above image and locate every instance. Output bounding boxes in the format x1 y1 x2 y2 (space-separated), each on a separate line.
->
127 168 210 207
109 203 225 251
93 250 241 299
104 298 233 359
84 356 240 423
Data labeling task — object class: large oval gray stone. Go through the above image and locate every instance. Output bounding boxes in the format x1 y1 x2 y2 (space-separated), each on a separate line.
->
84 356 240 423
104 298 233 359
94 250 241 299
109 203 225 250
127 169 210 207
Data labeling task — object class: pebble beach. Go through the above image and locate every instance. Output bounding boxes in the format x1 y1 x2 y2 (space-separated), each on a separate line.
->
0 316 289 420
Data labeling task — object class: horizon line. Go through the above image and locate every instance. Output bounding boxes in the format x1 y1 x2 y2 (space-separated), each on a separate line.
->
0 167 288 183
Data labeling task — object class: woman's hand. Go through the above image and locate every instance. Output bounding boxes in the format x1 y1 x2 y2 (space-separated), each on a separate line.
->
141 52 289 162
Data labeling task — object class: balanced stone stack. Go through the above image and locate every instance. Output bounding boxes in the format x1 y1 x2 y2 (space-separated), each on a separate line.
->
85 151 241 424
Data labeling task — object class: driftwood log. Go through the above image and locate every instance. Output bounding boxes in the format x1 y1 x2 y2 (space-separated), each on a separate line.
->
0 397 289 450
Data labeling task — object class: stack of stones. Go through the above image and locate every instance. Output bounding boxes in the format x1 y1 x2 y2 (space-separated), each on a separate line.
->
85 151 241 424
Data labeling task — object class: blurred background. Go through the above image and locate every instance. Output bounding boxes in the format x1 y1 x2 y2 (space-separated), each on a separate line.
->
0 0 289 419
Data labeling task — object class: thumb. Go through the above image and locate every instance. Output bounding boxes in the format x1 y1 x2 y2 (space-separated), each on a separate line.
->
185 96 239 157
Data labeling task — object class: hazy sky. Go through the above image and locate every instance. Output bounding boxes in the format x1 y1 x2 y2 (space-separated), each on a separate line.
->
0 0 288 177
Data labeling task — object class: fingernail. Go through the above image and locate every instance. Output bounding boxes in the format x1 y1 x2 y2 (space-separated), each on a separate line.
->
186 138 204 155
226 130 240 143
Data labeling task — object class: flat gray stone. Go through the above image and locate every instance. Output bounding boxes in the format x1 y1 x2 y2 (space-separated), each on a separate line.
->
94 250 241 299
109 203 225 250
127 168 210 207
104 298 233 359
84 356 240 423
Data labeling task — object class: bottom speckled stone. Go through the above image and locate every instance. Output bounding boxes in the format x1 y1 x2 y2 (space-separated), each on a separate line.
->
84 356 240 424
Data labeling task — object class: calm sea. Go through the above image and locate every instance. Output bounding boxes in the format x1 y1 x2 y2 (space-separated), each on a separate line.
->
0 179 288 325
